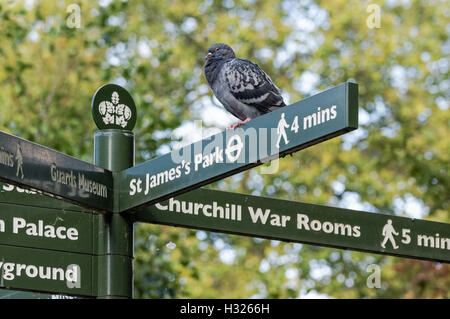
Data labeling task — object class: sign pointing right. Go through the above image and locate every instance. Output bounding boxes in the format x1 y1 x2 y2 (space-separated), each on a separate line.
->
134 188 450 263
120 82 359 212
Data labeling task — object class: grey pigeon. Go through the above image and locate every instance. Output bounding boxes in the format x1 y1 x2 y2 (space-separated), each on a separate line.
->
204 43 285 129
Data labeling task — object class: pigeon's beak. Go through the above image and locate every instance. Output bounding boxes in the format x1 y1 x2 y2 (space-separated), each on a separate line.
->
205 52 212 60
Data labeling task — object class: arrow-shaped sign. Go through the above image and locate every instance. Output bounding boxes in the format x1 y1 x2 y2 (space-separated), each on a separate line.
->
134 188 450 263
0 131 113 211
120 82 358 212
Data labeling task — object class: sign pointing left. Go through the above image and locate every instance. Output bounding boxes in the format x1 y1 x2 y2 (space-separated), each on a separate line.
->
0 131 113 211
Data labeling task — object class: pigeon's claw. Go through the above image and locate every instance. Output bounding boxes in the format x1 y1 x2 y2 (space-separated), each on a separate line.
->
227 117 251 130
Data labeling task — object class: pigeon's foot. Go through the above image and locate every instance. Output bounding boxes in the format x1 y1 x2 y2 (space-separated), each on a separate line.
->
227 118 251 130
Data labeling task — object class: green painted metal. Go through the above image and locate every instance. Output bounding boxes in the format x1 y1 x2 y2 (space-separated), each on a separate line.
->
0 288 88 299
91 84 137 131
0 244 94 296
0 131 114 211
0 181 100 297
119 82 359 212
94 130 135 181
0 78 447 300
94 129 134 299
0 182 84 211
94 254 133 298
0 202 94 254
133 188 450 263
94 211 133 256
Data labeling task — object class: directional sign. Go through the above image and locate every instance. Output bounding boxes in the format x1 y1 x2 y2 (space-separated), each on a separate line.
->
0 244 94 296
0 288 88 299
120 82 358 211
0 182 109 255
0 203 94 254
134 188 450 263
0 182 85 211
0 131 114 211
0 182 97 296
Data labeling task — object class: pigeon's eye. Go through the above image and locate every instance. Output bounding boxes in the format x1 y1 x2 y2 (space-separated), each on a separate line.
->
216 48 220 51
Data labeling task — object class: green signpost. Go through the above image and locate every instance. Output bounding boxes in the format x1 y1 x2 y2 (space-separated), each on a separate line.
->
134 188 450 263
0 131 114 211
0 244 93 296
0 202 93 253
0 288 84 299
119 82 358 212
0 82 448 299
0 182 95 297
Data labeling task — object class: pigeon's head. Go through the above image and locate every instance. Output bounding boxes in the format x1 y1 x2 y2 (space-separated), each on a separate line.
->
205 43 235 61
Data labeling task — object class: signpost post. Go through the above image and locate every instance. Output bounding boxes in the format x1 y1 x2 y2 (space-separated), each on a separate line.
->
91 83 136 299
0 81 448 299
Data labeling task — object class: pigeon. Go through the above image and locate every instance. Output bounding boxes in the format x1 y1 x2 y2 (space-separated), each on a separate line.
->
204 43 285 129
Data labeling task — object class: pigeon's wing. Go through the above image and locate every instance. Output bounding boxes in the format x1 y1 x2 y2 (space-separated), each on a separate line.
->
224 58 285 113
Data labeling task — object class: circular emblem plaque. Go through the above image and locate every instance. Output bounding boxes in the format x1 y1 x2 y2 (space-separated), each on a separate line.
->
91 84 137 131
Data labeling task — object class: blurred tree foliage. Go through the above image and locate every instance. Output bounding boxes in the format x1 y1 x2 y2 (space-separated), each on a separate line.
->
0 0 448 298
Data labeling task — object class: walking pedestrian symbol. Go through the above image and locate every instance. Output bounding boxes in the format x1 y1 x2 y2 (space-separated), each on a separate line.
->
381 219 399 249
276 113 290 149
15 144 24 179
